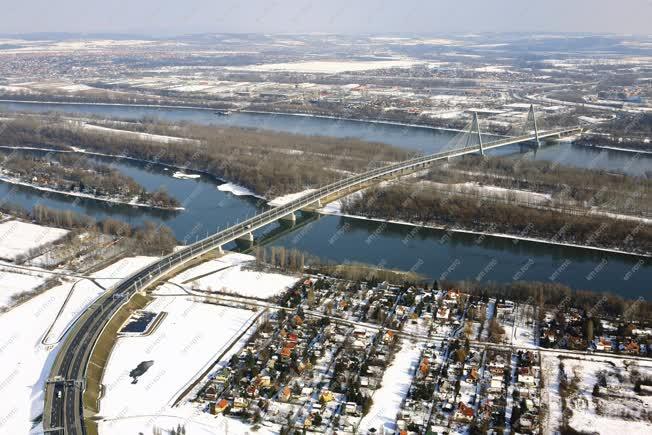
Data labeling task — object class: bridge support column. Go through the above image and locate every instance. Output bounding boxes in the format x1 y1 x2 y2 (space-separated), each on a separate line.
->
301 200 322 213
279 212 296 228
279 212 296 223
235 232 254 250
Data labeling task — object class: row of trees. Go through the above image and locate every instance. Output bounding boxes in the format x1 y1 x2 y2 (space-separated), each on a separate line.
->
1 202 177 256
440 155 651 212
1 117 409 196
342 185 652 254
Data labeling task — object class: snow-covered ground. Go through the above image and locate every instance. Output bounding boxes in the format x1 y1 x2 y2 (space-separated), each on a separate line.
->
0 262 48 308
79 122 199 144
0 255 156 435
229 59 421 74
560 357 652 434
541 354 652 435
0 220 68 261
217 182 263 199
267 188 316 207
98 296 257 424
170 252 299 299
358 340 421 433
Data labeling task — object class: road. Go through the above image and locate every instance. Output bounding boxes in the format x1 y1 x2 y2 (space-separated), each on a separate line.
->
42 126 581 434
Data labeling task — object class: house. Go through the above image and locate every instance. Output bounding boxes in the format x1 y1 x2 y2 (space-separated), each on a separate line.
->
233 397 248 410
211 399 229 414
345 402 358 415
280 347 292 361
383 330 395 344
518 368 536 385
595 337 613 352
625 341 640 354
468 367 480 383
245 384 259 397
257 375 271 388
419 358 430 376
320 389 335 403
203 384 217 401
281 386 292 402
454 402 474 422
437 307 450 320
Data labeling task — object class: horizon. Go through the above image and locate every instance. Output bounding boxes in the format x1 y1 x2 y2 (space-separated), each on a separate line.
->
1 0 651 36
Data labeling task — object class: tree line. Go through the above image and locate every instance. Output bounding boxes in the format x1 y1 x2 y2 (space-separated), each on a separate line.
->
342 185 652 254
0 117 409 197
0 202 177 256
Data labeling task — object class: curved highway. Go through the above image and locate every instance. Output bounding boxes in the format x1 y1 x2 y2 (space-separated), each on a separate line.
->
43 126 581 434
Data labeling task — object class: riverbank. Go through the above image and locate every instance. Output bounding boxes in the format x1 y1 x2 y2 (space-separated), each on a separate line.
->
0 174 185 211
319 206 651 258
0 98 475 135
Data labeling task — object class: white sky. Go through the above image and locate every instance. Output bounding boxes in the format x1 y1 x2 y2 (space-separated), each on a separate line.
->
1 0 651 35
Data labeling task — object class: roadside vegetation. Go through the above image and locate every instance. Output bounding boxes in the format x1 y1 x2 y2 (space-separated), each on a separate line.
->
432 155 651 215
0 117 410 196
0 202 178 257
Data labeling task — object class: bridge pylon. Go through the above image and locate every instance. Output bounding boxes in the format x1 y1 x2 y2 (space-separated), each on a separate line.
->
527 104 541 148
472 112 484 156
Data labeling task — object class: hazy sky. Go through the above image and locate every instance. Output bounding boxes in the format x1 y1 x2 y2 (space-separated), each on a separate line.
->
2 0 651 36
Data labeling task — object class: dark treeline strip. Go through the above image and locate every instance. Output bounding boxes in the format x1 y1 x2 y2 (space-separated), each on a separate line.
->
342 185 652 254
0 118 410 196
438 155 651 210
0 202 177 256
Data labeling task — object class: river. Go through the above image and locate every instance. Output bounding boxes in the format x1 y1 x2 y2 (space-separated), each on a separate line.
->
0 101 649 298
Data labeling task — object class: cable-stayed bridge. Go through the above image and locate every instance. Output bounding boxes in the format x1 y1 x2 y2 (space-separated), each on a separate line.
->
43 106 581 435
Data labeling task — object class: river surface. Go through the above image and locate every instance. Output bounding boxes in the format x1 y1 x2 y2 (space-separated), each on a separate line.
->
1 100 650 176
0 101 649 298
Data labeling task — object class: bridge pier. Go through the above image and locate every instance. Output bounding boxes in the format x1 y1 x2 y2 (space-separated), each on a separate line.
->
279 212 297 223
301 200 322 213
235 232 254 249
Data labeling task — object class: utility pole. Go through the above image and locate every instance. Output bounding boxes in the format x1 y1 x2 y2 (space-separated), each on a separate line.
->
473 112 484 156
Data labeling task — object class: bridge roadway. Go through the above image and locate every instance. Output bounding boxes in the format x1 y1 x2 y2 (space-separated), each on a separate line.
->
43 126 581 434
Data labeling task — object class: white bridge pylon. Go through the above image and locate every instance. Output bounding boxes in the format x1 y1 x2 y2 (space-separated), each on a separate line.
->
457 104 543 157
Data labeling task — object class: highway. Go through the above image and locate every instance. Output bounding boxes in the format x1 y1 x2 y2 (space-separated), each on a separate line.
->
42 126 581 434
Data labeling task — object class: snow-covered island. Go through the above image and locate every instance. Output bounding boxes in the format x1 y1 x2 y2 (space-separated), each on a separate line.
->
0 152 184 211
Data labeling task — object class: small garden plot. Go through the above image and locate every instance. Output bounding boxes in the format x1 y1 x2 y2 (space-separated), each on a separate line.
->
560 357 652 434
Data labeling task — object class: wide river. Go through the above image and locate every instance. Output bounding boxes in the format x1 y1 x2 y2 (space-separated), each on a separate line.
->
0 101 650 298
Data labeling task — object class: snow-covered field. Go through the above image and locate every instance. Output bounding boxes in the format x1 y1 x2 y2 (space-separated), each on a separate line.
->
358 340 421 433
0 262 48 308
98 296 257 424
541 354 652 434
0 255 156 435
268 188 316 207
0 220 68 261
229 59 420 74
79 122 199 144
170 252 299 299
